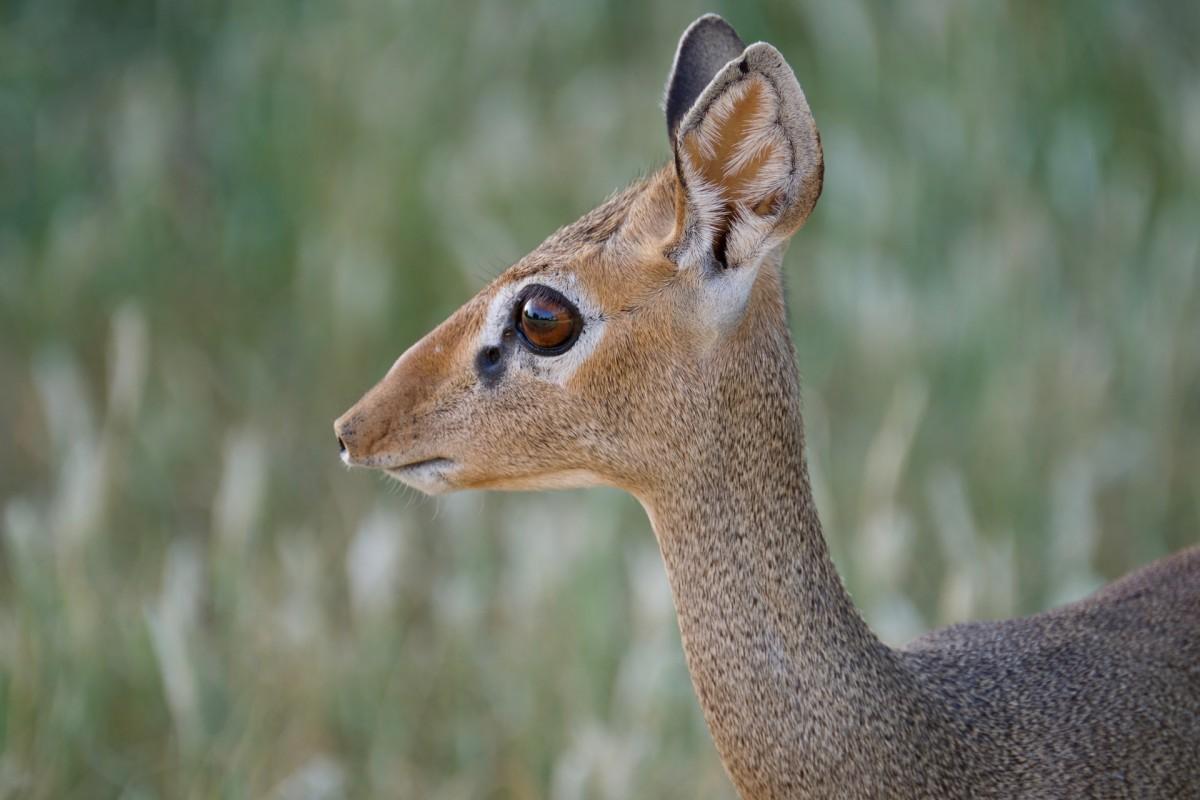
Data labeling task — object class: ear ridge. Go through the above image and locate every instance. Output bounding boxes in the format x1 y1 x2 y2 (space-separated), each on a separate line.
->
671 42 823 271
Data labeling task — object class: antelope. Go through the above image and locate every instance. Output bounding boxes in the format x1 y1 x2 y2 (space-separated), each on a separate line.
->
334 15 1200 799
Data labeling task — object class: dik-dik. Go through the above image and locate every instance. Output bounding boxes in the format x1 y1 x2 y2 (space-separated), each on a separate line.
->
335 15 1200 799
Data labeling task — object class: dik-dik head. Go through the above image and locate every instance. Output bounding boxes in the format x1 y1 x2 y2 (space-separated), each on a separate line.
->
334 16 822 497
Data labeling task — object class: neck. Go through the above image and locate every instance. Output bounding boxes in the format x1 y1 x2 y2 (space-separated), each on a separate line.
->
638 281 941 797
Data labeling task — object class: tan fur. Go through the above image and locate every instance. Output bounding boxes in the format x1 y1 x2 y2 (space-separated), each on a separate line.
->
335 16 1200 799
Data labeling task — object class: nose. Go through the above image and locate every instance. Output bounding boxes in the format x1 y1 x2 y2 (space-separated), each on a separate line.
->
333 415 359 465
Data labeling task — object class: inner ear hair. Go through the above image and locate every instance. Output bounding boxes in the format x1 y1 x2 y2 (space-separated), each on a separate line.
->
671 43 823 272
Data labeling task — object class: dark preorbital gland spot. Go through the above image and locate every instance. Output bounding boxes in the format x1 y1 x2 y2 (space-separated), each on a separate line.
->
475 342 507 387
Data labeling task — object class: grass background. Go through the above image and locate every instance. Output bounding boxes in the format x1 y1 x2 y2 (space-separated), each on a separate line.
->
2 1 1199 797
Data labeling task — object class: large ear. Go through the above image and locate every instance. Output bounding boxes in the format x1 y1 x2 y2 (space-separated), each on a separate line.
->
666 31 823 274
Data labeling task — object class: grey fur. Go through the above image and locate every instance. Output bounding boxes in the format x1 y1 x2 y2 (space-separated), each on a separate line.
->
650 16 1200 800
650 284 1200 795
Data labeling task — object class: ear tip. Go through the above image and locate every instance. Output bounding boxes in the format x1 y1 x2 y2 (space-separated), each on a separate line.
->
733 42 788 78
685 13 738 37
677 14 746 55
740 42 812 113
740 41 784 65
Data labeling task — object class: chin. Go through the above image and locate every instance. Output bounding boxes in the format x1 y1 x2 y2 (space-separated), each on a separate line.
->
384 459 458 495
384 461 609 496
459 468 609 493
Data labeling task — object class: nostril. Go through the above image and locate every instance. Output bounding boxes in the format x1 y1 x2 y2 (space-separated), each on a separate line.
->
337 435 348 456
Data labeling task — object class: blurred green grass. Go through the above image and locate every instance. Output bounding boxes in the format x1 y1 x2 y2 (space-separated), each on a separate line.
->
1 1 1199 797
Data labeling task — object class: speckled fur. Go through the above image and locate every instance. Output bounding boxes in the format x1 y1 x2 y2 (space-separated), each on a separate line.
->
335 16 1200 799
644 281 1200 797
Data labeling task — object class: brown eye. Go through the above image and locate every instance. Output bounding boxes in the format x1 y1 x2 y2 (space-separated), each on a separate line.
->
514 286 583 355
